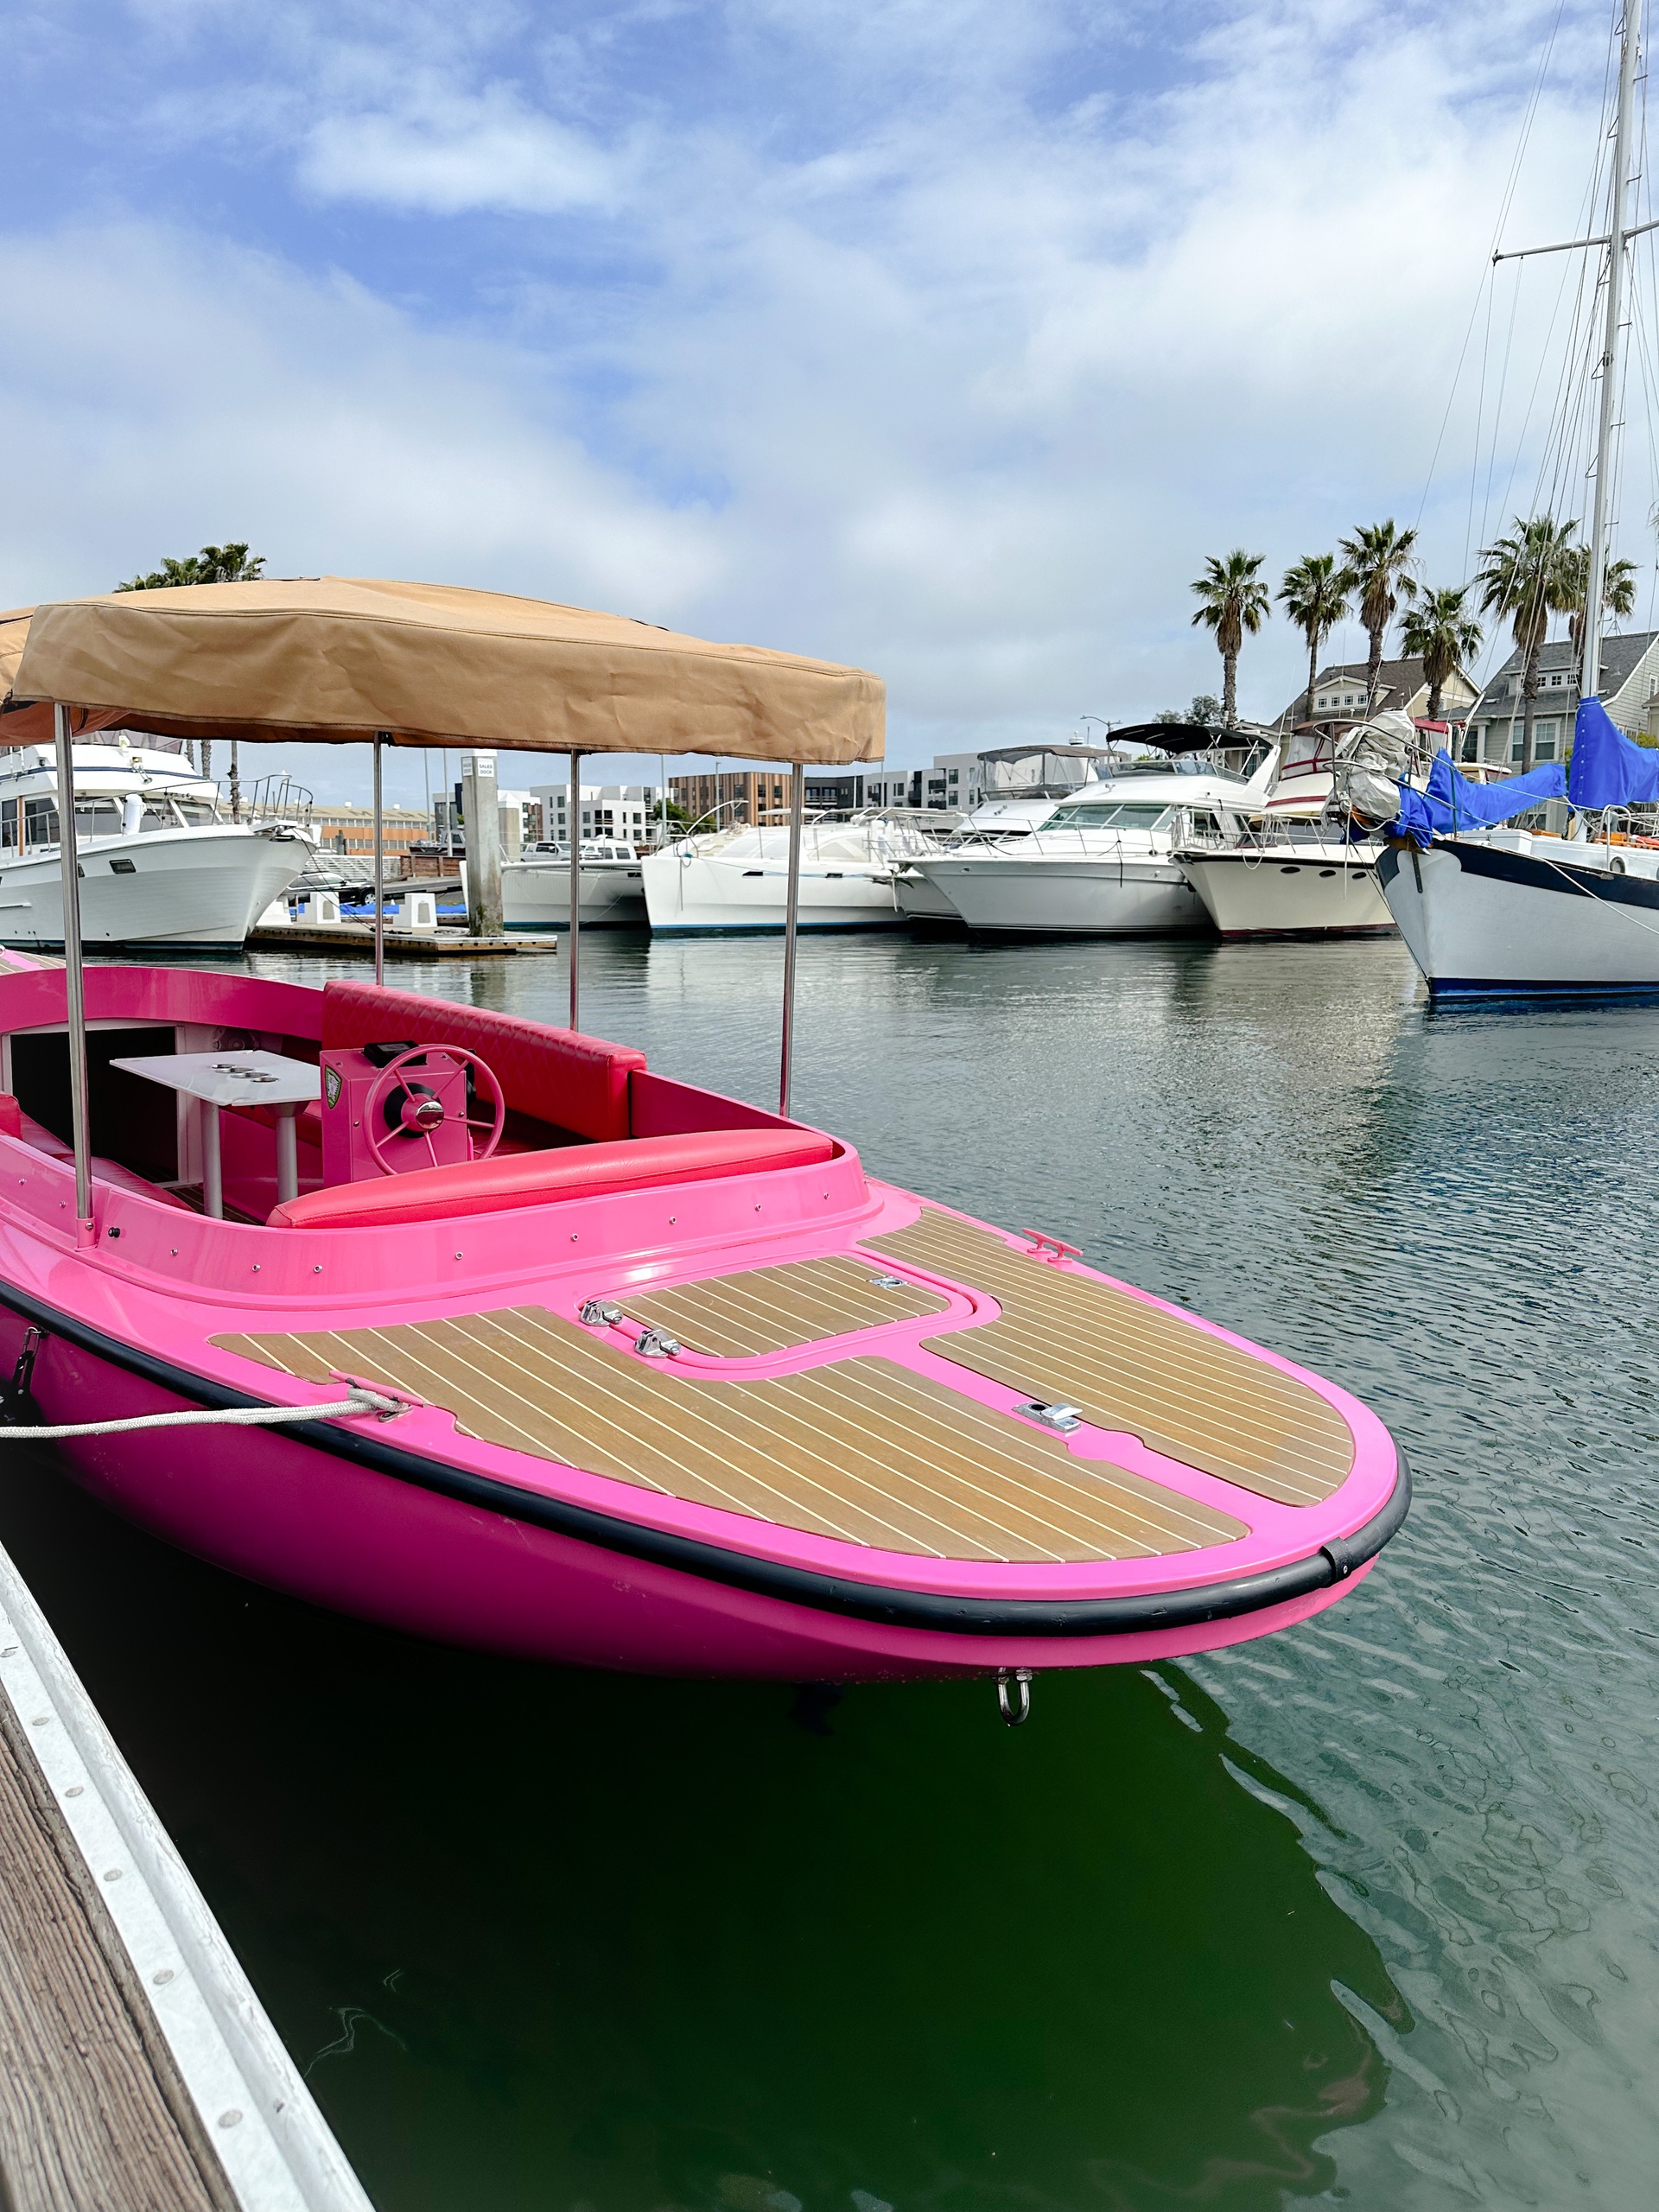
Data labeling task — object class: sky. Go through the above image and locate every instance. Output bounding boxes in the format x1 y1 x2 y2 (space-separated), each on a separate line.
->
2 0 1649 804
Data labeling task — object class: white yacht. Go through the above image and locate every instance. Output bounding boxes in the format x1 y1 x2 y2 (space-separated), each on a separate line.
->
0 738 309 950
916 741 1276 936
643 814 929 933
1177 829 1393 937
892 796 1062 928
502 839 646 930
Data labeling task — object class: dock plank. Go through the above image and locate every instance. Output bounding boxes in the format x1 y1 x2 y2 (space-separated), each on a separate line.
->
0 1693 232 2212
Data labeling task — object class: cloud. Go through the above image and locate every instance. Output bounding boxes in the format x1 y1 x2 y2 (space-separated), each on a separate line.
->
300 86 630 215
0 222 721 677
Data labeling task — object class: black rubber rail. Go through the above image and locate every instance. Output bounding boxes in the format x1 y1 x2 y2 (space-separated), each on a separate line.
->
0 1277 1412 1641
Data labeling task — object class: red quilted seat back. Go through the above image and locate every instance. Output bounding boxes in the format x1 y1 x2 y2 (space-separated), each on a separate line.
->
321 981 645 1141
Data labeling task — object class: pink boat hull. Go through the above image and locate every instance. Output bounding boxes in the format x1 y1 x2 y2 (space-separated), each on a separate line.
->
0 961 1406 1680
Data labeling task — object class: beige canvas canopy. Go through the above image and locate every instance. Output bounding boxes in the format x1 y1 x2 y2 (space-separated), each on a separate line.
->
5 576 885 763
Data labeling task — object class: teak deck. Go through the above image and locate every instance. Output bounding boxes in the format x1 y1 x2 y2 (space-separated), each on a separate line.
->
863 1210 1354 1506
616 1253 950 1356
214 1307 1248 1563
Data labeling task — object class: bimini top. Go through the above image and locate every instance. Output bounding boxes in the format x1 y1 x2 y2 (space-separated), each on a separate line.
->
2 576 885 764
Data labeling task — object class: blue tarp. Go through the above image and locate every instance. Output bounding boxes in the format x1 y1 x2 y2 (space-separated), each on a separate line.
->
1389 751 1567 848
1567 695 1659 808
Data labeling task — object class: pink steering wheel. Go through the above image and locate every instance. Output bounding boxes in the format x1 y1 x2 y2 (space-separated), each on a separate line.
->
363 1046 505 1175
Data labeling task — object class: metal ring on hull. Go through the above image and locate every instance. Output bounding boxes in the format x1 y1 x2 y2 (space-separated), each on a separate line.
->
0 1279 1411 1641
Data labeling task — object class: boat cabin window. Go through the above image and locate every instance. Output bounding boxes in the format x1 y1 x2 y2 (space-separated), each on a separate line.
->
167 797 220 828
1046 801 1173 831
73 798 124 839
23 798 59 849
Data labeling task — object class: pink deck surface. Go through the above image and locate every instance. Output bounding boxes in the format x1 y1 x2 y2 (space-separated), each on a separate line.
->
0 964 1402 1675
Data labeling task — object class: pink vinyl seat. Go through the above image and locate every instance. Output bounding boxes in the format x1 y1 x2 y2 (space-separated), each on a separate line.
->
269 1128 837 1230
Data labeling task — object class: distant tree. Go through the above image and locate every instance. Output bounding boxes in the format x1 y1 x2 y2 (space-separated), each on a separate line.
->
1560 547 1639 662
1190 552 1269 728
114 543 265 592
1475 516 1581 772
1337 520 1418 709
1399 585 1484 721
1154 694 1224 728
1277 554 1351 726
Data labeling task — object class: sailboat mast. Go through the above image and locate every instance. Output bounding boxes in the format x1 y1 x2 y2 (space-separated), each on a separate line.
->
1583 7 1642 703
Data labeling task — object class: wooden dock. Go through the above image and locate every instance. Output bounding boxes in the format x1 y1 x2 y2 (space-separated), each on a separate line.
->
0 1536 369 2210
249 921 558 957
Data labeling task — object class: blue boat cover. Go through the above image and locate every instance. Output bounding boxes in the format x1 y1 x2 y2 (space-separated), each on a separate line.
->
1567 695 1659 807
1390 751 1567 848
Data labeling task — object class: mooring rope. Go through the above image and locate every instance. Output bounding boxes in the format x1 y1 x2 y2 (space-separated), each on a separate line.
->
0 1388 405 1441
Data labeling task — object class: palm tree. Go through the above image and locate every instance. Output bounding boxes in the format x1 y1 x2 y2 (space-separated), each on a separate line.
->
1560 547 1639 661
1190 550 1269 727
1399 585 1483 722
1475 516 1581 772
1278 555 1350 725
1337 520 1419 711
115 543 265 593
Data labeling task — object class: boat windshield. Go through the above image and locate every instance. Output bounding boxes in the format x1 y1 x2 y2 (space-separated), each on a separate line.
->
1044 801 1173 831
530 841 632 860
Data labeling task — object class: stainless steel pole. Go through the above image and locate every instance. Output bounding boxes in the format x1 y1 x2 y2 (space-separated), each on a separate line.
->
53 705 92 1236
372 734 386 987
569 750 582 1031
779 762 804 1117
1583 8 1642 703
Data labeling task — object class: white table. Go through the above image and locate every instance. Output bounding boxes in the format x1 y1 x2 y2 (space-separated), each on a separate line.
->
111 1051 322 1217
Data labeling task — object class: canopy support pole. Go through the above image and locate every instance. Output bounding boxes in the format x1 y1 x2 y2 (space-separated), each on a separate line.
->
372 734 385 987
53 705 93 1242
779 762 804 1117
569 751 582 1032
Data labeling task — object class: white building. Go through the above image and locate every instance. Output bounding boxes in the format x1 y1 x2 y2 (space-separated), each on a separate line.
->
530 783 666 844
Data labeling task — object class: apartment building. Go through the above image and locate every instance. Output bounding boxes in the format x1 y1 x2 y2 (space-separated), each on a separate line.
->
310 804 432 860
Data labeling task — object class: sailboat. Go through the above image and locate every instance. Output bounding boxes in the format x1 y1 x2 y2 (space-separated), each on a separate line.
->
1375 5 1659 995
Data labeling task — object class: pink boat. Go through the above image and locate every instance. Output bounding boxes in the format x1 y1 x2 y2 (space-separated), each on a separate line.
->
0 580 1407 1693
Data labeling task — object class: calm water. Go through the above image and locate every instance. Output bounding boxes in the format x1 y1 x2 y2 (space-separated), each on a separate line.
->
3 931 1658 2210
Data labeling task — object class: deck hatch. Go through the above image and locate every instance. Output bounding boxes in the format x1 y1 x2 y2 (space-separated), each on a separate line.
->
209 1307 1248 1564
863 1209 1355 1507
612 1254 951 1357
